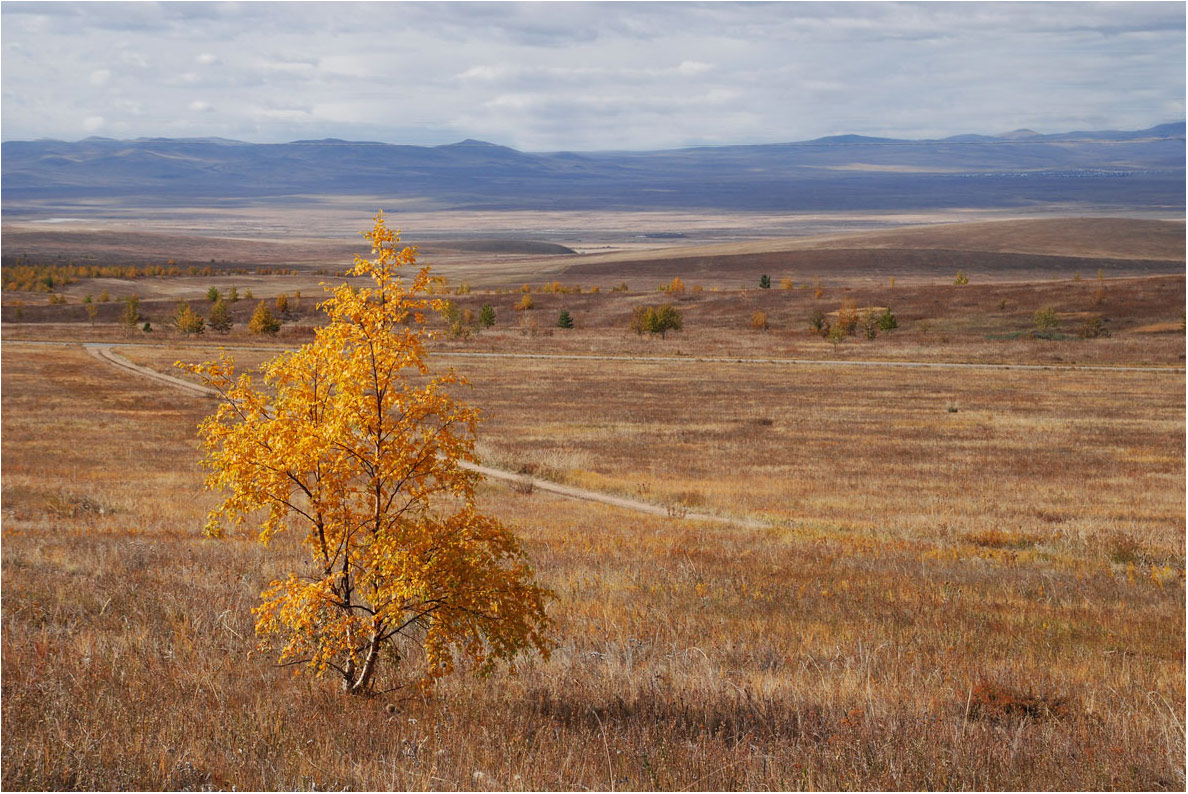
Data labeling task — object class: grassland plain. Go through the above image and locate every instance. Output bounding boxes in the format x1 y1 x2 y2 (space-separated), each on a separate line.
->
2 340 1183 790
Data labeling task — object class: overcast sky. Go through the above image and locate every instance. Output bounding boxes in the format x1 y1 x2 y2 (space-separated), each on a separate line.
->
2 1 1183 150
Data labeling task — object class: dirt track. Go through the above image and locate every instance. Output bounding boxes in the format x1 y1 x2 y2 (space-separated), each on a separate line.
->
81 343 767 528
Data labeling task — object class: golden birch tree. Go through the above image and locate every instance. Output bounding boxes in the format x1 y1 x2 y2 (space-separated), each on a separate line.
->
183 215 551 694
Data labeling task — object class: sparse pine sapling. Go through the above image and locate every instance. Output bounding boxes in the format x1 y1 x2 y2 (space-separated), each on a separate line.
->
208 297 233 333
877 307 898 332
862 310 880 340
479 303 496 328
557 309 574 329
207 286 220 302
759 274 771 289
809 309 829 336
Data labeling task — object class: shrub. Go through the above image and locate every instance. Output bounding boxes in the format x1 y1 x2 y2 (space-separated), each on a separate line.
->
750 310 769 331
808 309 828 334
758 275 771 289
813 287 824 299
174 300 205 335
227 285 239 302
1033 306 1059 334
1078 315 1110 338
556 309 574 329
121 295 141 329
631 304 682 338
877 307 898 332
208 297 233 333
275 293 290 317
861 310 880 340
836 299 860 335
779 277 795 290
515 293 534 311
142 321 152 332
207 286 220 302
954 270 969 285
249 301 281 336
479 303 496 327
611 282 629 292
662 276 685 293
98 289 111 302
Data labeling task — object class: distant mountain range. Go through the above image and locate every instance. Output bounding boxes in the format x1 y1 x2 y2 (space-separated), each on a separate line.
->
2 123 1183 214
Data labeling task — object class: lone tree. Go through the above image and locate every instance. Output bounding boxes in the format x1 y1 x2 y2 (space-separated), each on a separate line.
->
479 303 496 328
183 215 551 695
556 309 574 329
759 274 771 289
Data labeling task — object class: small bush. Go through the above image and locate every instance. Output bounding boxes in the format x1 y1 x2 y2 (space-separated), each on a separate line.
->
173 300 205 335
877 307 898 332
1078 315 1110 338
208 297 233 333
750 310 768 332
808 309 828 334
248 301 281 336
556 309 574 329
479 303 496 327
954 270 969 285
515 293 534 311
1033 307 1059 334
206 286 220 302
758 274 771 289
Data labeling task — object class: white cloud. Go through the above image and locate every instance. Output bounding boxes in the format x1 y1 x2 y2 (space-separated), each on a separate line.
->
0 2 1181 149
82 116 105 132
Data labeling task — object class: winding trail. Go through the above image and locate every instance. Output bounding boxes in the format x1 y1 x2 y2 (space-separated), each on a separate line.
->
81 343 769 528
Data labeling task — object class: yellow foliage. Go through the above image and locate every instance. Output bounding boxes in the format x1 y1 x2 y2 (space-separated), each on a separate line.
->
183 214 551 694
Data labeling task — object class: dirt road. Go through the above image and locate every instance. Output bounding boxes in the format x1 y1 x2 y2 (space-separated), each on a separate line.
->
80 343 768 528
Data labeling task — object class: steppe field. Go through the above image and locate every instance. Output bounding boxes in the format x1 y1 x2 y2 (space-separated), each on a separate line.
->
2 213 1185 790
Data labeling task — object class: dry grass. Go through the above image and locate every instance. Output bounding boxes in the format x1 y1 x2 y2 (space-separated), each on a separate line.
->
2 342 1184 790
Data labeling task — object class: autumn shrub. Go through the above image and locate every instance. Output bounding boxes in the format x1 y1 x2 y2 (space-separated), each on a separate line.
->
120 295 141 330
515 293 534 311
954 270 969 285
275 293 289 317
173 300 205 335
248 301 281 336
750 310 769 332
836 299 860 336
630 304 682 338
1033 307 1059 335
808 309 828 335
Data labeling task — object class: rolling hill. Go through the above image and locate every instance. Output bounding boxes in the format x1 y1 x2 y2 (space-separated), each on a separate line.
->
2 123 1183 214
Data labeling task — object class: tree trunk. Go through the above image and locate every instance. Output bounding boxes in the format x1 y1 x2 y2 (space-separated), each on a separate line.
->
345 630 383 695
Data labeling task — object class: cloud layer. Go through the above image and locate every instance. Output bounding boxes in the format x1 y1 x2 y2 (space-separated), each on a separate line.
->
2 1 1183 150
